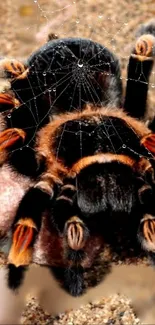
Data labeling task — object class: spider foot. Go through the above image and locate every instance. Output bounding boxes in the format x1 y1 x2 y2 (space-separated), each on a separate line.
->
132 34 155 61
0 128 26 150
8 218 37 267
139 214 155 253
64 216 89 251
0 58 27 79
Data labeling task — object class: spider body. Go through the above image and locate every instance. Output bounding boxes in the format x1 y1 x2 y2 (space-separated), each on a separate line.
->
0 20 155 323
6 105 155 297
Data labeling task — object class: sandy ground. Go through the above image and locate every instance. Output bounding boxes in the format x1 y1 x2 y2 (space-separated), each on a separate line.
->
0 0 155 323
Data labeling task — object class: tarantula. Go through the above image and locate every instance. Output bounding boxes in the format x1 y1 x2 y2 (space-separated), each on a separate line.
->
0 21 155 300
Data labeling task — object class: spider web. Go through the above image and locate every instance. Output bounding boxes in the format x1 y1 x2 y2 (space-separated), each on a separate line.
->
1 0 155 160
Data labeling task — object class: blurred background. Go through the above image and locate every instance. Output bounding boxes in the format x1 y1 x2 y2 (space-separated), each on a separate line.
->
1 0 155 108
1 0 154 60
0 0 155 324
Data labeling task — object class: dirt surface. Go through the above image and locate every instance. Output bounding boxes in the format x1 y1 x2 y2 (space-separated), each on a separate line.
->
0 0 155 324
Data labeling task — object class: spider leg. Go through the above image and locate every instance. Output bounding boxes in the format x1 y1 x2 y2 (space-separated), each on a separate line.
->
8 217 38 267
141 133 155 156
0 93 20 108
51 183 88 297
65 216 87 251
0 128 26 165
0 58 27 79
0 92 21 114
52 183 89 259
0 58 27 113
138 214 155 253
124 24 155 120
8 176 55 267
0 128 26 151
52 183 77 232
137 174 155 256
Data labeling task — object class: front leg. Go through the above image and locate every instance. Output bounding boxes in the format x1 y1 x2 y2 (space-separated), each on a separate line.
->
52 183 89 258
8 170 62 266
51 183 89 297
8 186 52 267
138 214 155 254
